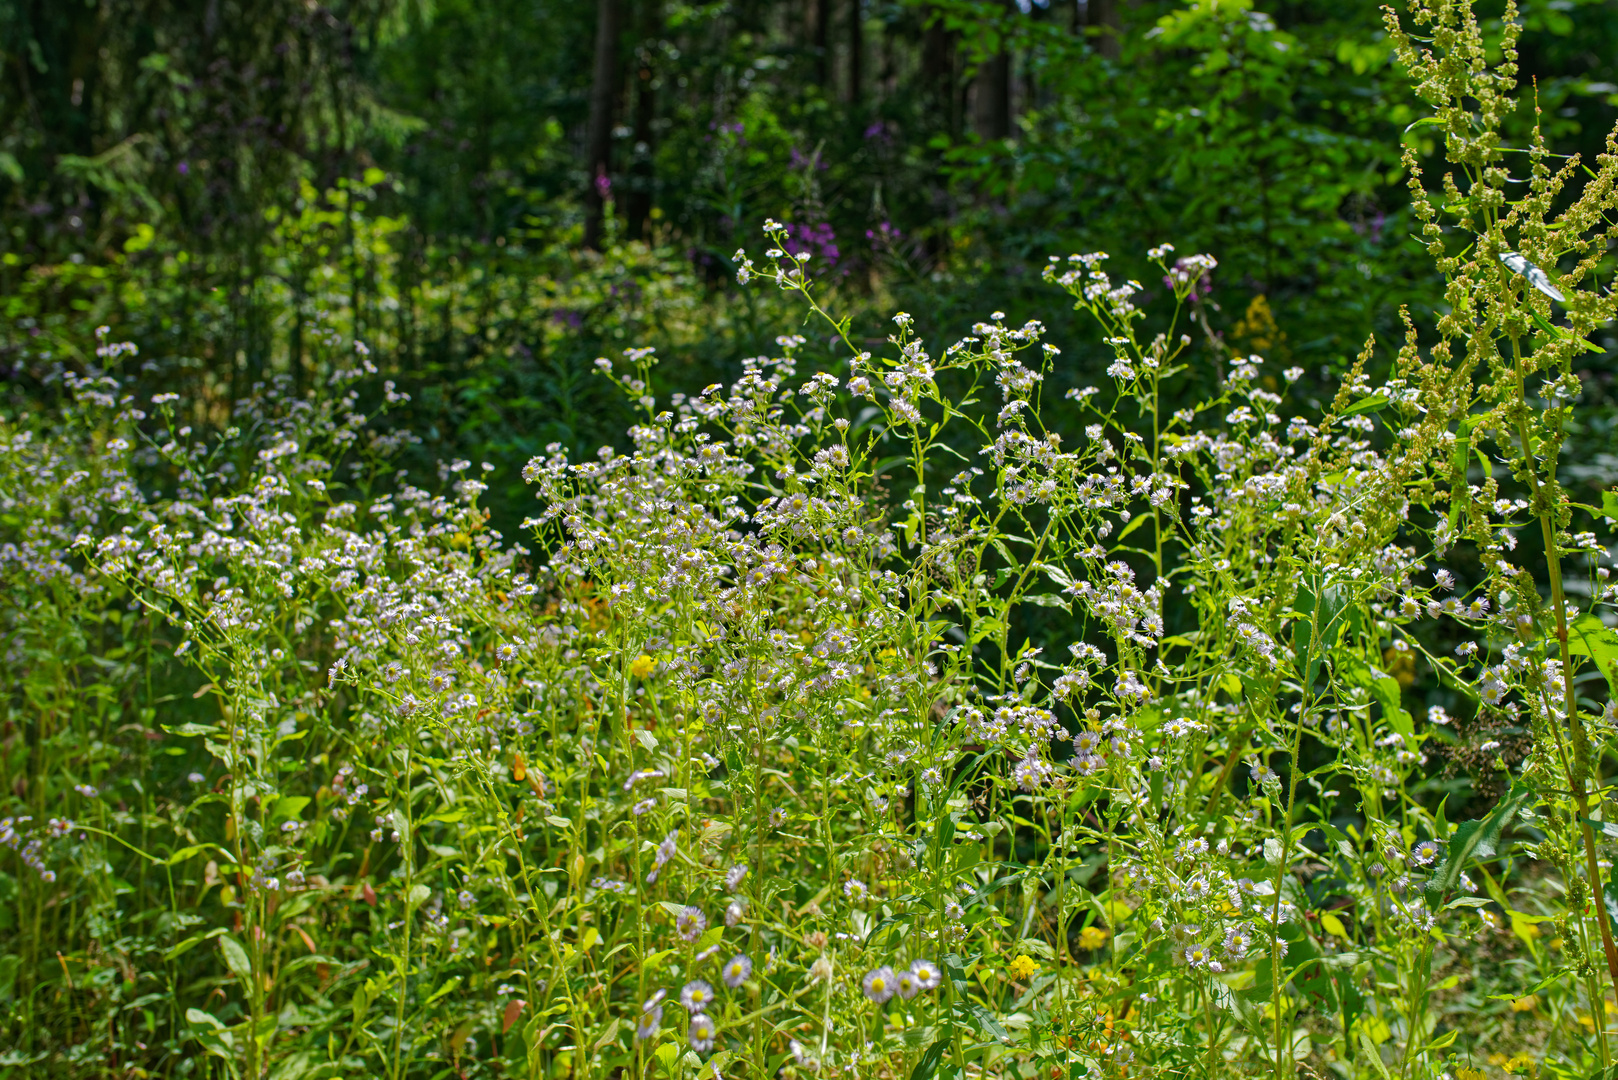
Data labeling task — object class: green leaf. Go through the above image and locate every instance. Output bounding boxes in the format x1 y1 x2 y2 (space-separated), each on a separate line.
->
272 796 310 822
1367 669 1414 739
424 975 462 1005
910 1037 950 1080
1358 1031 1393 1080
1530 311 1602 353
219 935 252 980
1021 593 1070 611
407 883 432 907
1114 513 1152 543
933 811 956 862
1017 937 1056 960
959 1001 1011 1044
1448 416 1476 529
1339 393 1387 418
1602 490 1618 520
164 936 203 961
1444 897 1491 910
165 844 207 866
425 810 466 824
1567 613 1618 695
1426 781 1536 897
1293 575 1350 692
185 1007 225 1031
163 723 219 737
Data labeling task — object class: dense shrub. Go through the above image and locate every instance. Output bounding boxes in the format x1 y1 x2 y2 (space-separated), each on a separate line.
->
8 4 1618 1079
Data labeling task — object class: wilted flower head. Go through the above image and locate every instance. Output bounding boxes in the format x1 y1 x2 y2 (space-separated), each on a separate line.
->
725 899 747 927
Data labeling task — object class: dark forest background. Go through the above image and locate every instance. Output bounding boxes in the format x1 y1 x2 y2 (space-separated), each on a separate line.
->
6 0 1618 525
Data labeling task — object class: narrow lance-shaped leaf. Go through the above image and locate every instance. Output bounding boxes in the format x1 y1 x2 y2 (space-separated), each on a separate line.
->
1426 782 1536 898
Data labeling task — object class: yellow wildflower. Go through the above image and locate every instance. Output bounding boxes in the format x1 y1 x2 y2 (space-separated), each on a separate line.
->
1007 955 1038 981
1509 995 1536 1013
629 654 656 679
1077 926 1111 951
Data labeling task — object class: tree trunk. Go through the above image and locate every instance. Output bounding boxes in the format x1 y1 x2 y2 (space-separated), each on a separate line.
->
1089 0 1120 60
583 0 622 250
921 6 960 139
846 0 862 105
625 1 661 242
810 0 830 88
972 4 1010 143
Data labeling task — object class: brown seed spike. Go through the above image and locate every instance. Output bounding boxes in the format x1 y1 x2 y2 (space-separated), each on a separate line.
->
513 752 526 782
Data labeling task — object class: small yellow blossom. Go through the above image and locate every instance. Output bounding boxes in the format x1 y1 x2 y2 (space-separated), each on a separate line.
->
1008 955 1038 981
629 654 657 679
1508 995 1536 1013
1489 1052 1536 1076
1077 926 1111 951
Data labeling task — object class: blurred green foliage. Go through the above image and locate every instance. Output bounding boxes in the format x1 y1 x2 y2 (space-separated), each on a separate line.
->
5 0 1618 517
